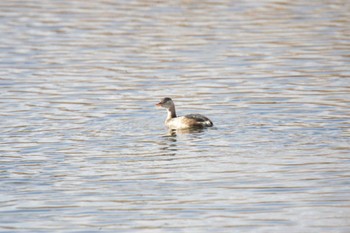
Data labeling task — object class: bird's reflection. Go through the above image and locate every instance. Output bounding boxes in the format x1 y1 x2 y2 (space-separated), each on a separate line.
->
158 128 207 157
167 127 205 136
158 133 177 157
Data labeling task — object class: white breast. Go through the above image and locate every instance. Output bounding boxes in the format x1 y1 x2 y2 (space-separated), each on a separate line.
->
165 117 188 129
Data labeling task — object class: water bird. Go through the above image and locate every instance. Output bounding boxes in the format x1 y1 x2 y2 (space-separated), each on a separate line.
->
156 97 213 130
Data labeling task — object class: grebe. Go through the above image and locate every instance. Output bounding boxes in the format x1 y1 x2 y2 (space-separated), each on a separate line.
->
156 97 213 130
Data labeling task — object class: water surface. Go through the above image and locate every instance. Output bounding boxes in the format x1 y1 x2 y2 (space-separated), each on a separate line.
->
0 0 350 232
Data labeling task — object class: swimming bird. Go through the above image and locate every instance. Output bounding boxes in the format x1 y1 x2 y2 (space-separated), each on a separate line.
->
156 97 213 130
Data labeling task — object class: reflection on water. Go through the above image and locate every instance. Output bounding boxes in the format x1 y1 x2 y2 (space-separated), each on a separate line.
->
159 134 178 157
1 0 350 232
167 127 208 136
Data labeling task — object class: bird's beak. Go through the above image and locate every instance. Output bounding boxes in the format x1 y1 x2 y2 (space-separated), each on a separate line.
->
155 102 162 107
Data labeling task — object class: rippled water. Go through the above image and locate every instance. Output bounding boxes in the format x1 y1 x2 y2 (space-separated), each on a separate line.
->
1 0 350 232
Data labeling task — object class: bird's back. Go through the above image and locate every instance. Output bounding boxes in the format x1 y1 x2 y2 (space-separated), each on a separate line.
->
184 114 213 127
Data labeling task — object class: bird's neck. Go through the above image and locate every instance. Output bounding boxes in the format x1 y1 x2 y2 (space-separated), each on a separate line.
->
166 105 177 121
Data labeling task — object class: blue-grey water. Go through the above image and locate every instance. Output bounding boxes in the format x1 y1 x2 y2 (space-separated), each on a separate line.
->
1 0 350 232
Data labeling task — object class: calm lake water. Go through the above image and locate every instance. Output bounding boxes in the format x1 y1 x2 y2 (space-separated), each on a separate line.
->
1 0 350 232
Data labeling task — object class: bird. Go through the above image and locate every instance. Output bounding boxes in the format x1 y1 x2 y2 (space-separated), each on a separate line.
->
156 97 213 130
